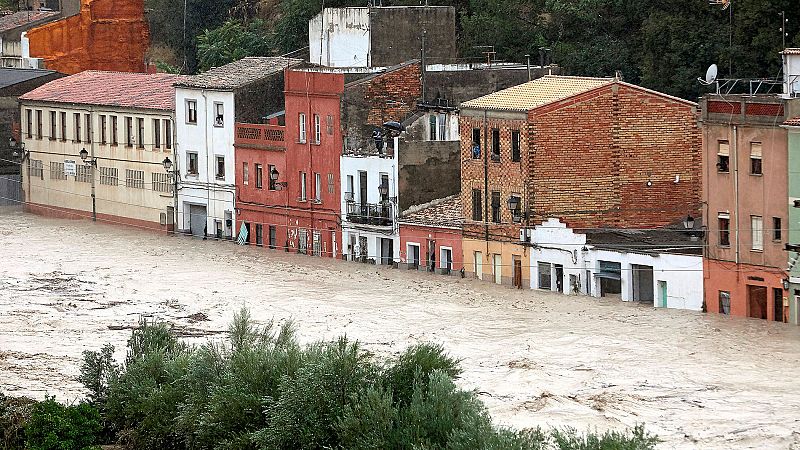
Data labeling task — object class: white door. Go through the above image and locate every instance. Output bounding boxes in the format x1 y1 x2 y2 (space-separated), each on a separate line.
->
493 254 502 284
474 251 483 280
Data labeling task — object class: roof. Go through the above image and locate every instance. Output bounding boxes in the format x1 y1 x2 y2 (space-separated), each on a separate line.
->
460 75 613 111
581 228 703 256
0 10 59 33
785 116 800 126
399 195 462 229
175 57 302 90
780 48 800 55
0 67 58 89
19 71 187 111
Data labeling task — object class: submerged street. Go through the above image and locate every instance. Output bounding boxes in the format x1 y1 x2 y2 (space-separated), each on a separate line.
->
1 209 799 449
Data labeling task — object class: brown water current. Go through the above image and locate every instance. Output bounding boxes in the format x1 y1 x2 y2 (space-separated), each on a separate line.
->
0 209 799 449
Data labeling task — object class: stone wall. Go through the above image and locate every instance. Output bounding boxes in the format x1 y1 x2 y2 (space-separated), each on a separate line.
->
369 7 456 67
397 139 460 211
27 0 149 74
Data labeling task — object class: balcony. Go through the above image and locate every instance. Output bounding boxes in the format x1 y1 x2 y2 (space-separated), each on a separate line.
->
346 201 393 226
235 123 286 150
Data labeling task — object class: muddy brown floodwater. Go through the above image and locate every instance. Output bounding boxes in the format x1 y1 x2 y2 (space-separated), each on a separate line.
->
1 209 799 449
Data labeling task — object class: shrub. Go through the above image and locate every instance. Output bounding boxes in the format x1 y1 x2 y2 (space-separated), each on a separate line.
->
550 424 660 450
0 393 36 450
24 396 101 450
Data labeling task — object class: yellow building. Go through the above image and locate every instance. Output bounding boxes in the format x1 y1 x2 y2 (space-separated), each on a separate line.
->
18 71 183 230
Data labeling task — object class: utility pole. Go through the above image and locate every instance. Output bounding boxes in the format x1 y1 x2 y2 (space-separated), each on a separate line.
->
780 11 788 50
525 54 531 81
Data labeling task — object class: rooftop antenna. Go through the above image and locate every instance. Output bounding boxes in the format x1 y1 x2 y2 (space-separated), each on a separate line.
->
780 11 788 50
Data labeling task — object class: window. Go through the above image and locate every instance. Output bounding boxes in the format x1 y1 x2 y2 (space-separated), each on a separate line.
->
187 152 198 175
213 102 224 127
429 114 437 141
511 130 521 162
76 165 91 183
99 115 107 145
111 116 118 145
85 114 91 143
718 214 730 246
773 217 782 241
471 128 481 159
719 291 731 315
314 114 321 144
186 99 197 124
255 224 263 246
312 231 321 256
300 171 307 200
243 162 249 185
99 167 118 186
137 118 144 149
126 169 145 189
35 110 42 139
266 164 273 190
438 114 446 140
164 120 172 149
314 172 322 202
73 113 81 142
153 119 161 148
346 175 354 201
750 142 762 175
215 156 225 180
59 111 66 141
472 188 482 221
538 262 552 290
751 215 763 251
326 114 334 135
380 173 389 203
491 128 500 161
298 228 308 254
491 191 501 223
25 109 32 138
717 140 730 172
125 117 133 146
50 161 66 180
327 173 334 193
268 225 276 249
27 159 43 179
152 172 172 193
49 111 56 140
255 163 263 189
299 113 306 143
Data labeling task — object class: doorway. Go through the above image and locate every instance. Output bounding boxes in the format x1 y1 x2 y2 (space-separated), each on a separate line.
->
657 280 668 308
474 251 483 280
380 238 393 265
773 288 784 322
554 264 564 293
408 244 420 269
632 265 654 304
747 285 768 319
493 254 502 284
188 204 207 237
440 247 452 274
513 257 522 289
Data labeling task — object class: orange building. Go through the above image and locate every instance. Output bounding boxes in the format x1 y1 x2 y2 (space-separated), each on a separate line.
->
26 0 149 74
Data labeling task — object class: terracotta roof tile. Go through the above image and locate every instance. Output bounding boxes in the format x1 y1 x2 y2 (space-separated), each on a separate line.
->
176 57 303 90
19 71 187 111
780 48 800 55
0 10 59 33
460 75 613 111
400 195 462 229
785 116 800 126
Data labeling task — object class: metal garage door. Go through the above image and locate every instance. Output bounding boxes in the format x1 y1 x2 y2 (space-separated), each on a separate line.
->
189 205 207 237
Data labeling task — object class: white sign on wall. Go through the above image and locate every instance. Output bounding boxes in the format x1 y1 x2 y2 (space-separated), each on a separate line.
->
64 160 76 177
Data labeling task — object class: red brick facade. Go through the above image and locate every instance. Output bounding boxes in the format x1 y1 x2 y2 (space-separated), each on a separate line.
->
364 63 421 126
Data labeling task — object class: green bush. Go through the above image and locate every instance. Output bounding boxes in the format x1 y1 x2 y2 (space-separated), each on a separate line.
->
24 396 101 450
0 393 36 450
551 424 659 450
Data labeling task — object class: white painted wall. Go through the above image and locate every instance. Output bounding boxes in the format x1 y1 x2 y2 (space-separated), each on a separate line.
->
527 218 704 311
175 87 236 238
309 8 371 68
783 52 800 97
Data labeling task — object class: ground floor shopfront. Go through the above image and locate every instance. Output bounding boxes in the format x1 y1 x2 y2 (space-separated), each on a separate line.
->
177 185 235 239
237 203 340 258
462 238 529 288
398 223 462 274
341 226 399 265
704 259 795 323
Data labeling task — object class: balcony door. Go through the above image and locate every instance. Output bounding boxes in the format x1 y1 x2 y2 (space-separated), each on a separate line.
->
359 171 367 206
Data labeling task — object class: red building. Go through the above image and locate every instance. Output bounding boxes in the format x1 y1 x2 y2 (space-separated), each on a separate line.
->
235 70 344 257
398 195 463 275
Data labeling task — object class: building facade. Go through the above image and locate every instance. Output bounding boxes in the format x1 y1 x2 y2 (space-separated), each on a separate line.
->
786 115 800 324
18 71 181 229
459 75 701 289
236 69 344 258
398 195 463 275
174 57 300 238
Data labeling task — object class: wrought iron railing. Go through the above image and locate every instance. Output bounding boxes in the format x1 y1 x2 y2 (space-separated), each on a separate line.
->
346 201 393 226
235 123 286 148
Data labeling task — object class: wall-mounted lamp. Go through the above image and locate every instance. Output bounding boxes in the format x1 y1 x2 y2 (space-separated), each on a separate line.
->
783 278 790 290
507 195 521 223
683 214 695 230
270 167 288 190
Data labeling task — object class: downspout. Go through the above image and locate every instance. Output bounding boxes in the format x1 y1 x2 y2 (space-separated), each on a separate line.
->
733 124 740 270
89 105 96 221
483 108 489 250
202 90 210 238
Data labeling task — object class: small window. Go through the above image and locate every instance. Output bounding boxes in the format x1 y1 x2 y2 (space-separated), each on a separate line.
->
187 152 198 175
750 142 762 175
314 114 321 144
50 161 66 180
717 140 730 173
85 114 91 143
25 109 32 138
125 117 133 146
137 118 145 149
76 165 91 183
429 114 438 141
164 120 172 149
152 172 172 193
326 114 334 135
59 111 66 141
74 113 81 142
125 169 145 189
538 262 552 290
327 173 334 193
49 111 56 141
267 164 274 190
214 102 224 127
215 156 225 180
186 99 197 124
243 162 249 185
718 215 730 246
153 119 161 148
511 130 521 162
438 114 446 140
299 113 306 143
255 163 263 189
491 191 501 223
314 172 322 202
99 167 118 186
491 128 500 162
472 189 482 221
751 216 763 251
773 217 782 241
300 172 307 200
99 115 107 145
471 128 481 159
111 116 118 145
35 110 42 139
719 291 731 315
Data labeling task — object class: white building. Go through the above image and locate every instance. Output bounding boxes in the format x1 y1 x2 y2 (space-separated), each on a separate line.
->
527 218 704 311
174 57 300 238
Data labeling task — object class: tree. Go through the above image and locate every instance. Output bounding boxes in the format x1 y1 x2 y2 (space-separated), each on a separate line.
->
196 19 272 71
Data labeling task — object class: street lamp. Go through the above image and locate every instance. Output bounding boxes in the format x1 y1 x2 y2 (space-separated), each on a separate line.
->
270 167 287 190
507 195 521 223
77 148 97 221
683 214 695 230
162 157 173 172
79 147 96 166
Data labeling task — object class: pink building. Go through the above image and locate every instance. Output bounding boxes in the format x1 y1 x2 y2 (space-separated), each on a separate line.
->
398 195 463 275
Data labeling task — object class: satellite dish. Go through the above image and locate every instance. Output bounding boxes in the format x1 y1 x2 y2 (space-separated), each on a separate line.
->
705 64 718 84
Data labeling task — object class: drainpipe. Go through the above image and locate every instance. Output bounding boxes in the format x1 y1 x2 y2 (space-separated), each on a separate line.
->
90 105 96 221
483 108 489 247
733 124 740 270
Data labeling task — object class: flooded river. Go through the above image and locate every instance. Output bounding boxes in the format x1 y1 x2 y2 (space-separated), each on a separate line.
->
1 208 799 449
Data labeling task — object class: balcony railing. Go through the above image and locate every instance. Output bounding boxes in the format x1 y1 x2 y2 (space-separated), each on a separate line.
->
235 123 286 149
346 201 393 226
